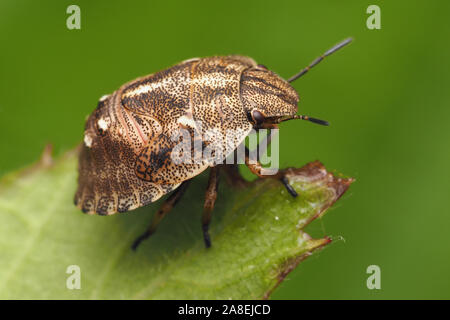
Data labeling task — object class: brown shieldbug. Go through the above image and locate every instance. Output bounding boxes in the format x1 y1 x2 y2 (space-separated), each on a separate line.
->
74 38 352 249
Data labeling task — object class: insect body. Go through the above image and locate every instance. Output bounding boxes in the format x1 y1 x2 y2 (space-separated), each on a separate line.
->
74 38 352 248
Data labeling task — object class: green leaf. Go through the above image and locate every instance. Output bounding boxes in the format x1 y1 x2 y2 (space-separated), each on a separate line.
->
0 147 353 299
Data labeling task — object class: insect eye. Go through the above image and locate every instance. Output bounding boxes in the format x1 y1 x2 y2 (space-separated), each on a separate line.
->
251 110 265 125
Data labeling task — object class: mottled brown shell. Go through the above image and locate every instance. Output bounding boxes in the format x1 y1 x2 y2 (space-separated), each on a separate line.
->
74 55 299 215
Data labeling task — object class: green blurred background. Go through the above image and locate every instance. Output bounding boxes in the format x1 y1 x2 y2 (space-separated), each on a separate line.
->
1 0 449 299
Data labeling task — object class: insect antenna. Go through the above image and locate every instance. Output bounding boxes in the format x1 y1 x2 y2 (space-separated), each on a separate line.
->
287 37 353 83
271 115 329 126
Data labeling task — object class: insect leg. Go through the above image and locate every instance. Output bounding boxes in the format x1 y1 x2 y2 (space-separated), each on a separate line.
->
202 166 220 248
223 125 277 188
244 144 298 198
131 180 191 250
244 151 277 177
280 176 298 198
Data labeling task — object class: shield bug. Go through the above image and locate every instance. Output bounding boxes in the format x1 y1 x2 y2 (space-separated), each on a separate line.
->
74 38 353 249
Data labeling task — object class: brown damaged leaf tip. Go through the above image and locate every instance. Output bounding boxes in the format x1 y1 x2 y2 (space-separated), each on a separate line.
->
284 160 354 214
262 161 354 299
